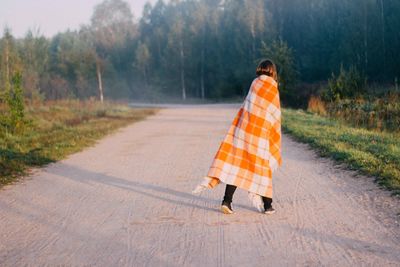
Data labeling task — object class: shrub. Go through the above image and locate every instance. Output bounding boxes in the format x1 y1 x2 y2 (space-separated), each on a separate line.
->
7 73 25 132
0 72 26 134
322 65 366 101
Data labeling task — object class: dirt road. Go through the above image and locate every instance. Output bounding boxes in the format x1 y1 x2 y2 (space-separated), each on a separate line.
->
1 105 399 266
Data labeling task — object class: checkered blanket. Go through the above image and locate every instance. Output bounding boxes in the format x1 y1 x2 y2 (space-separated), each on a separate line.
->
204 75 282 198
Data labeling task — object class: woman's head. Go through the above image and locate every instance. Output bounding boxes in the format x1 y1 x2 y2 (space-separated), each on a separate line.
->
256 59 277 81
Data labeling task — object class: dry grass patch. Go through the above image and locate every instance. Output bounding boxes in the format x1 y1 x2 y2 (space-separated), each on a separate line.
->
0 100 157 186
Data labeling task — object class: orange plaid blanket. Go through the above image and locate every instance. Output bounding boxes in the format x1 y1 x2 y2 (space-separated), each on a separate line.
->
204 75 282 198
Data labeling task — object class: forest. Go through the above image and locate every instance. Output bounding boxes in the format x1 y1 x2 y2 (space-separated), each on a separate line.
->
0 0 399 107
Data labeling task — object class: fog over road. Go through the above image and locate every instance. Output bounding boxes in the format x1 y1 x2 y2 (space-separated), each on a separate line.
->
0 105 399 266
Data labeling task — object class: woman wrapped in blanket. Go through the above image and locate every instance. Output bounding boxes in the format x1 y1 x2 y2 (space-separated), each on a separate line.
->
193 59 282 215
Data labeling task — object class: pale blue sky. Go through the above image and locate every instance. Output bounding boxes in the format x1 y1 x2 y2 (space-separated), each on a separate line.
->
0 0 158 38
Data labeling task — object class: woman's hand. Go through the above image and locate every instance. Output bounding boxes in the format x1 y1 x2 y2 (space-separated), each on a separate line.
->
192 176 213 194
192 184 208 194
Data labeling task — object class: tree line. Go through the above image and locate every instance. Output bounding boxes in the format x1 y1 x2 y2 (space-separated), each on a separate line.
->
1 0 399 106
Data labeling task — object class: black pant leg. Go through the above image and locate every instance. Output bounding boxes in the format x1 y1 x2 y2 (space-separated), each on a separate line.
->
223 184 237 203
262 196 273 209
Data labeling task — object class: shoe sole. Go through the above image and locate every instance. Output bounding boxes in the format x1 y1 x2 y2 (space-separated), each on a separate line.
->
264 210 276 215
221 205 233 214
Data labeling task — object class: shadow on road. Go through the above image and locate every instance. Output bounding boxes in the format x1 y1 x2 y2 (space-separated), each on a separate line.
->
46 163 229 213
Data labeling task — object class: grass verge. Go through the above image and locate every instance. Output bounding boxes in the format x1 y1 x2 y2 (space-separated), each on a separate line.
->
0 100 157 186
282 108 400 195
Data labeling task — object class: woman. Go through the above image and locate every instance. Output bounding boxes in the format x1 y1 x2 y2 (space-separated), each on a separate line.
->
193 59 282 215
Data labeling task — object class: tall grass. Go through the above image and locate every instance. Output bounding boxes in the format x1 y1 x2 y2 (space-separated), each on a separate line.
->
307 96 327 115
0 100 157 186
308 93 400 132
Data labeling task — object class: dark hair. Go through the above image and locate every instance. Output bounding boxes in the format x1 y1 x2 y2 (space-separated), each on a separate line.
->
256 59 278 81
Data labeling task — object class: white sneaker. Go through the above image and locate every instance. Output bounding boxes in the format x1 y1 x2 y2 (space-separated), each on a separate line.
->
248 192 264 212
221 201 234 214
264 207 276 215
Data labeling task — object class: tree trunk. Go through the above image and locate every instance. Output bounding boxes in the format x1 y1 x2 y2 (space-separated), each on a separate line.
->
380 0 386 73
96 61 104 103
5 38 10 92
200 47 205 99
200 29 206 100
157 33 162 64
143 67 148 88
180 38 186 100
363 1 368 74
251 29 256 61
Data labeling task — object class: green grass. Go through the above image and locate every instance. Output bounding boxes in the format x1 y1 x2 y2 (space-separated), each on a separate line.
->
282 108 400 195
0 100 157 186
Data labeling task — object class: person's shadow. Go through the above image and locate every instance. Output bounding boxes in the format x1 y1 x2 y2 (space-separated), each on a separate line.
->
46 163 255 213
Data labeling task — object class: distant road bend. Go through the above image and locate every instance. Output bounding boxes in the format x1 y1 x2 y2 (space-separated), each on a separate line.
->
0 104 399 266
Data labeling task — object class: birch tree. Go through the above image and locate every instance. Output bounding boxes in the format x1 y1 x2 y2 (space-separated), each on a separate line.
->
90 0 135 102
168 4 187 100
135 42 150 87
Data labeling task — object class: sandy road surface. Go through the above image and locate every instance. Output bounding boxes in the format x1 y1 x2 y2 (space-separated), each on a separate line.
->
0 105 399 266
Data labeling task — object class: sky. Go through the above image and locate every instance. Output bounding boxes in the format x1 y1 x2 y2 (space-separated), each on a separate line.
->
0 0 158 38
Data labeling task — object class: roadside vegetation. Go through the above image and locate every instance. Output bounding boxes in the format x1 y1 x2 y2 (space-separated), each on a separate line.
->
283 66 400 195
0 100 157 186
282 109 400 195
308 66 400 133
308 93 400 132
